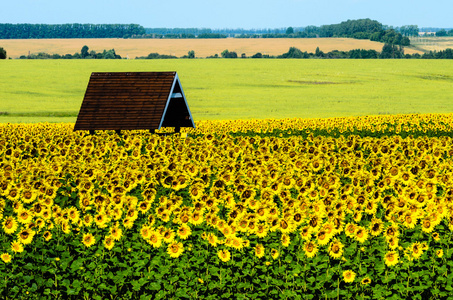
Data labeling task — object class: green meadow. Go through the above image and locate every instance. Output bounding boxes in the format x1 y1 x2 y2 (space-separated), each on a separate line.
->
0 59 452 123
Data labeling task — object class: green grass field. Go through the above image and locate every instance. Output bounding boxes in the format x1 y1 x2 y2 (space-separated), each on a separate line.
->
0 59 452 123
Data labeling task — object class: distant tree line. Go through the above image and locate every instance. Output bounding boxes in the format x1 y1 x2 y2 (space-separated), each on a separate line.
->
18 46 122 59
2 21 452 41
7 45 453 60
236 20 410 46
0 24 145 39
131 33 227 39
433 29 453 37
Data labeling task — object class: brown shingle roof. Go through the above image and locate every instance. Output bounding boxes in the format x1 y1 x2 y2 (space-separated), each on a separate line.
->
74 72 195 132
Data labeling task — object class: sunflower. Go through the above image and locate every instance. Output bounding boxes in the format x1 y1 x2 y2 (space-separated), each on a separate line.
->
18 228 35 245
1 253 12 263
303 241 318 258
344 223 356 238
6 188 20 201
383 250 399 267
167 241 184 258
21 188 37 204
190 211 204 225
308 215 321 232
103 236 115 251
386 236 399 250
122 217 134 229
436 249 444 258
408 242 424 260
162 228 175 244
383 224 399 239
217 249 231 263
299 226 312 241
82 215 94 227
43 231 52 241
2 216 18 235
361 277 371 286
60 221 72 235
82 233 96 248
148 231 162 248
67 207 80 224
328 239 344 259
316 230 331 246
369 218 384 236
94 213 109 229
343 270 356 283
353 211 362 222
281 233 291 247
207 233 219 247
140 225 152 240
177 224 192 240
421 218 435 233
354 226 369 244
17 209 33 224
270 248 279 260
11 240 24 253
254 244 265 258
432 232 440 242
402 213 417 229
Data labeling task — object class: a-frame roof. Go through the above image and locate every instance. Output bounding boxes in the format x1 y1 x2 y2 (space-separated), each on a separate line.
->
74 72 195 131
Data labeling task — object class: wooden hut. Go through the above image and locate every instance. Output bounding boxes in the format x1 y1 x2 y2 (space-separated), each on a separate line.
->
74 72 195 134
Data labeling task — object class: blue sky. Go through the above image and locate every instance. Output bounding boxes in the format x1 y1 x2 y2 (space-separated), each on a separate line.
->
1 0 452 29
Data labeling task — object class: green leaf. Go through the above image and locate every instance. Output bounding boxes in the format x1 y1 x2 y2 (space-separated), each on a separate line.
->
70 258 84 272
149 281 161 291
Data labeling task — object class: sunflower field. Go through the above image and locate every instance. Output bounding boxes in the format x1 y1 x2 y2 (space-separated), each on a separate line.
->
1 113 453 299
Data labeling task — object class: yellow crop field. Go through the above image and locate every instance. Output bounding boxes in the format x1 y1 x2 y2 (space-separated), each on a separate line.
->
1 59 452 124
410 36 453 53
0 37 422 59
2 114 453 299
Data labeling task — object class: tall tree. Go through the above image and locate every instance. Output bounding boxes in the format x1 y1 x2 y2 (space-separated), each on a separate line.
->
0 47 6 59
81 45 89 58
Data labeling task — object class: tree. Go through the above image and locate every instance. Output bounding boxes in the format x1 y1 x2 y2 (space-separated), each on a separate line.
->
221 49 237 58
436 29 447 37
286 27 294 35
399 25 419 36
81 45 89 58
279 47 307 58
0 47 6 59
188 50 195 58
380 44 404 59
315 46 324 57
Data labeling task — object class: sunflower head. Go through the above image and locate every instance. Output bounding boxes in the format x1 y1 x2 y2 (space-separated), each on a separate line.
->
167 241 184 258
0 253 12 263
303 241 318 258
254 244 265 258
281 233 290 247
361 277 371 286
217 249 231 263
343 270 356 283
270 248 279 260
436 249 444 258
328 239 344 259
103 236 115 251
177 224 192 240
384 250 399 267
2 216 18 235
82 233 96 248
